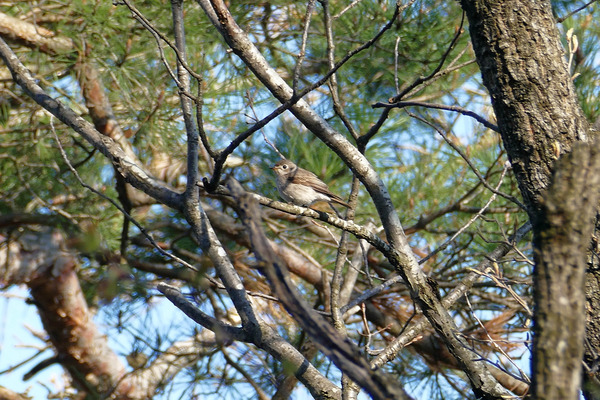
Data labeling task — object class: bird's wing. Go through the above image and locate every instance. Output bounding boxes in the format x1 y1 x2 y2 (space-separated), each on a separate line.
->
289 170 332 194
288 168 349 206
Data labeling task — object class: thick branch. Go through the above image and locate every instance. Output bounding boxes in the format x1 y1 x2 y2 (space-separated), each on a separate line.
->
0 11 74 55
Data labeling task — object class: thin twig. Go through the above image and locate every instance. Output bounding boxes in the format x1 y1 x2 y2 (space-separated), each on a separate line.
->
372 100 499 132
419 163 509 264
340 275 405 316
464 294 531 383
332 0 364 20
556 0 598 23
358 10 464 147
394 36 401 95
392 12 465 102
466 262 532 316
245 90 284 159
409 112 526 210
293 0 317 93
321 0 358 139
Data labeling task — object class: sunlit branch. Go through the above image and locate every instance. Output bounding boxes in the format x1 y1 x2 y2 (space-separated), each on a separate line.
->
321 0 359 139
171 0 201 200
556 0 598 23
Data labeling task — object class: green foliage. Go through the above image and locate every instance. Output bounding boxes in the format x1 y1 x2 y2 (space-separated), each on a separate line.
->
1 0 576 399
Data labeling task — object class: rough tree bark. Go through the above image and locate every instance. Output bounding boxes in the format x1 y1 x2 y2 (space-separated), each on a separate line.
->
584 250 600 399
459 1 589 215
460 1 598 399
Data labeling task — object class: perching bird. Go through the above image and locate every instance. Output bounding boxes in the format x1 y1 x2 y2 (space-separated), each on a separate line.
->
271 159 349 208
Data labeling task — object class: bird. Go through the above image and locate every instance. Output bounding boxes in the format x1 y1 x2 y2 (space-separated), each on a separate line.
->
271 159 350 208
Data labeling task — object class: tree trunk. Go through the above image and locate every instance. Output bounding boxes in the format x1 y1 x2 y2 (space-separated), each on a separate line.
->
460 0 589 216
460 1 596 399
584 241 600 400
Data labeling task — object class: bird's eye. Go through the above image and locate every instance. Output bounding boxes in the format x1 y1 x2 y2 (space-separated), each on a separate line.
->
281 164 288 169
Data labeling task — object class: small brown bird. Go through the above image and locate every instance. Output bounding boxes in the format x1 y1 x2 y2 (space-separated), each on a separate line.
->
271 159 349 208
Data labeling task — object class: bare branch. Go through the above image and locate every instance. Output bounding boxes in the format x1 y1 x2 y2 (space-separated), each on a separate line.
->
171 0 200 199
158 283 248 342
293 0 317 93
372 100 499 132
228 177 414 400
